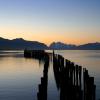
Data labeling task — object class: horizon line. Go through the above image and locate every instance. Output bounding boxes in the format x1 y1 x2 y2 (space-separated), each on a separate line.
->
0 36 100 46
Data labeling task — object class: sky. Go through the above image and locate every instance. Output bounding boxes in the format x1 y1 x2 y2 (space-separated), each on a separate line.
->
0 0 100 45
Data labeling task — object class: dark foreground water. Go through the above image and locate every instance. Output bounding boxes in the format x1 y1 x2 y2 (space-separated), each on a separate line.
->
0 50 100 100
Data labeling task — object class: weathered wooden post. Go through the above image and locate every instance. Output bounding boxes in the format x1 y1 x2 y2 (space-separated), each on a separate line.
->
79 66 82 88
76 65 79 86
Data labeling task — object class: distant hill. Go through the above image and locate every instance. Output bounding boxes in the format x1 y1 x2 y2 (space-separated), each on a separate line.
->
49 42 100 50
49 42 76 50
0 37 100 50
76 42 100 50
0 37 48 50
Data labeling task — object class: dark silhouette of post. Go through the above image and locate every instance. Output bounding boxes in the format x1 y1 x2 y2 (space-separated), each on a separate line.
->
37 52 49 100
83 68 96 100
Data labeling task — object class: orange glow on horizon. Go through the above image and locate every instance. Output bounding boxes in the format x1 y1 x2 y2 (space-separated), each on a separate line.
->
0 30 100 46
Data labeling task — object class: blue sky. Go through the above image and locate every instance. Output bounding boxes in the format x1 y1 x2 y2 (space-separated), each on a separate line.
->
0 0 100 44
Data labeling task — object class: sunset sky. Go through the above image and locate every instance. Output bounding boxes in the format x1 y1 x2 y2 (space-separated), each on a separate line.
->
0 0 100 45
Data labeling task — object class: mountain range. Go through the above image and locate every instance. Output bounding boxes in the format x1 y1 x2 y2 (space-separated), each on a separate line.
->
50 42 100 50
0 37 100 50
0 37 47 50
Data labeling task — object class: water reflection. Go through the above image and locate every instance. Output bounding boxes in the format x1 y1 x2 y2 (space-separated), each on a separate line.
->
0 50 99 100
0 51 44 100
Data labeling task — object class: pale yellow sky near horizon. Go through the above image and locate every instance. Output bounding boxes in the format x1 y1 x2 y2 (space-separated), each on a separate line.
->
0 31 99 46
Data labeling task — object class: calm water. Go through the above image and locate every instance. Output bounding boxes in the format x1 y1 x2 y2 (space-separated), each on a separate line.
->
0 50 100 100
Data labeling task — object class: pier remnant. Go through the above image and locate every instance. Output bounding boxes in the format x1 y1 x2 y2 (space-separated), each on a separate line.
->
24 50 96 100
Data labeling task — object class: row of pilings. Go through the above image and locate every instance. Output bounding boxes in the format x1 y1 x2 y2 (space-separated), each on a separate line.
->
24 50 96 100
53 51 96 100
37 56 49 100
24 50 49 100
24 49 49 61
